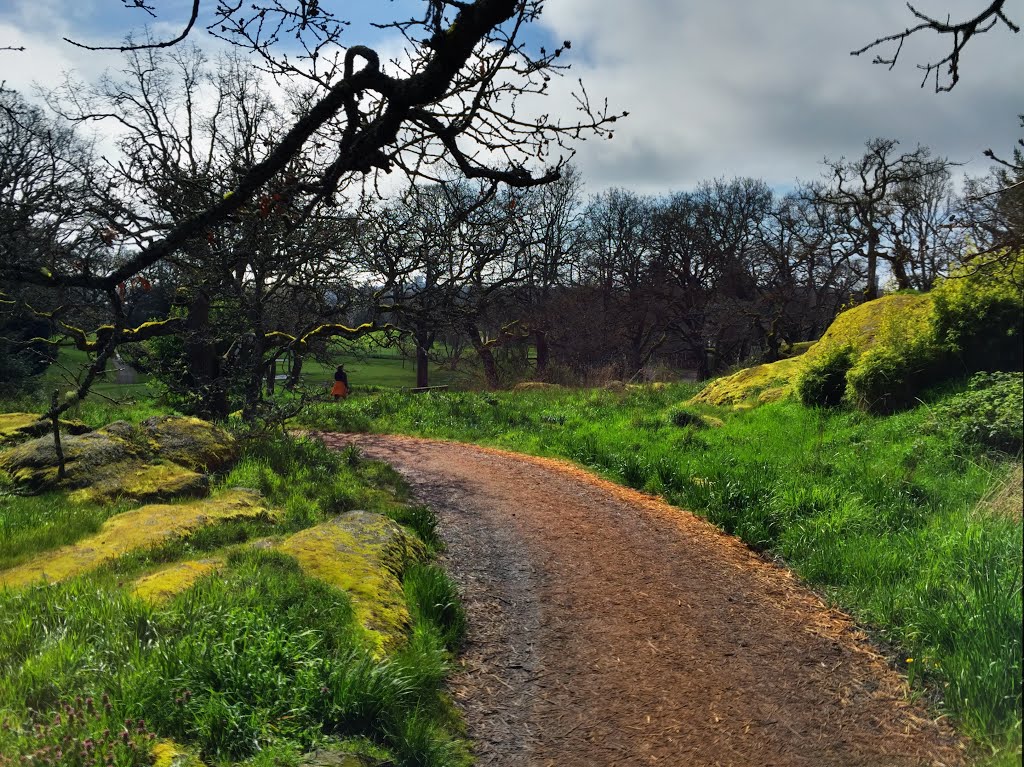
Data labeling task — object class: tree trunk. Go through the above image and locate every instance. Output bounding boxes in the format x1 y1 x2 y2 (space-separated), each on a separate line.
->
467 324 500 389
865 228 879 301
266 357 276 395
535 328 549 376
185 291 228 420
286 352 303 389
51 390 65 480
416 341 430 388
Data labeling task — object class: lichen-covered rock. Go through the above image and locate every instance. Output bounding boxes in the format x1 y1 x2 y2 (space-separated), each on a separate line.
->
0 412 91 447
142 416 238 472
280 511 427 655
0 489 272 589
132 558 225 603
69 461 210 505
0 427 144 491
0 416 233 502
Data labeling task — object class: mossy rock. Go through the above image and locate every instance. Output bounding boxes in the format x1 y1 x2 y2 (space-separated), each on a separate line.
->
280 511 427 656
690 294 934 408
0 412 91 447
142 416 239 472
0 488 272 589
690 356 804 407
0 426 145 491
69 461 209 505
132 558 225 603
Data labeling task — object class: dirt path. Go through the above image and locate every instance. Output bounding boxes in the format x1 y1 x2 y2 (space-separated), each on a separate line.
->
317 433 966 767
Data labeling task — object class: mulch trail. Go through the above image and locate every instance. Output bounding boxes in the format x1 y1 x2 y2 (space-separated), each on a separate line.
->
316 432 967 767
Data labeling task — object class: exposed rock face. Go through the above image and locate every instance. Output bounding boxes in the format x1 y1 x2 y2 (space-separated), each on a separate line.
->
280 511 427 656
0 415 237 503
0 489 272 589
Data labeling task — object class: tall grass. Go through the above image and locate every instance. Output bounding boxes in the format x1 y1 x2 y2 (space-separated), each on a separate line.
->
0 428 470 765
299 383 1023 754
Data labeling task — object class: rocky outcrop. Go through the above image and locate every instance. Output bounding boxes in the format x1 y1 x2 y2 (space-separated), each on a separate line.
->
141 416 238 472
0 415 237 503
280 511 427 655
0 489 272 589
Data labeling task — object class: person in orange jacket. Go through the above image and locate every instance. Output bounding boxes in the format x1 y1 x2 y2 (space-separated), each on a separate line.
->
331 364 349 399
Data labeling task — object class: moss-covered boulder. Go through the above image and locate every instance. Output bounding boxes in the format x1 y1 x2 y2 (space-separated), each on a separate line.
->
0 488 272 589
0 412 91 447
690 294 933 408
0 425 145 491
142 416 238 472
0 416 236 502
69 461 209 505
151 739 206 767
280 511 427 656
512 381 563 391
132 558 225 603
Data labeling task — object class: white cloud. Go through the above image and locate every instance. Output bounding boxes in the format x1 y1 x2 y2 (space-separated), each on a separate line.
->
536 0 1024 194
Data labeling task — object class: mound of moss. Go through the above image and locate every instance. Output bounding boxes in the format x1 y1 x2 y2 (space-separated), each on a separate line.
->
692 252 1022 414
280 511 427 656
0 416 236 503
0 488 272 589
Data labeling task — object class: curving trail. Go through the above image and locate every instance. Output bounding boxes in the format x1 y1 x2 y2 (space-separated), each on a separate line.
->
317 432 965 767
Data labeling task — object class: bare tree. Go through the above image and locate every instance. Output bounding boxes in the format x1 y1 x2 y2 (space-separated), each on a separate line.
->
1 0 621 416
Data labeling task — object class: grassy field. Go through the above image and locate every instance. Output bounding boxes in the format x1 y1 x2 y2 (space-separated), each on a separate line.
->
0 423 469 766
298 382 1023 762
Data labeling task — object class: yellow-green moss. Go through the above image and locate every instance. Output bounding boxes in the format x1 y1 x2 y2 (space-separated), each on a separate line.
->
279 512 426 656
151 739 205 767
0 427 142 490
142 416 238 472
68 461 209 505
132 559 225 603
690 294 935 408
0 413 89 446
0 489 272 589
690 356 804 407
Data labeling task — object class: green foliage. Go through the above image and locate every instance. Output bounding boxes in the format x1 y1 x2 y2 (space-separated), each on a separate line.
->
845 333 946 413
403 564 467 651
935 372 1024 455
796 344 854 408
666 406 707 429
931 250 1024 374
300 383 1023 753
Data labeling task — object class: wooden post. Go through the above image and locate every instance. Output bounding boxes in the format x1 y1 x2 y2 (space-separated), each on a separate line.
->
51 390 66 480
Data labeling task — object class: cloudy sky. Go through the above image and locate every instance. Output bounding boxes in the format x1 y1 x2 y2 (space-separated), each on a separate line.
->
1 0 1021 196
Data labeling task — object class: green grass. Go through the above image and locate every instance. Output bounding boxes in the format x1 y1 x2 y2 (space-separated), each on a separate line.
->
0 430 470 766
297 383 1023 758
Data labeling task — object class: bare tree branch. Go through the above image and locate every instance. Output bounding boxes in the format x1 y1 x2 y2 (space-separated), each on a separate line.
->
852 1 1020 92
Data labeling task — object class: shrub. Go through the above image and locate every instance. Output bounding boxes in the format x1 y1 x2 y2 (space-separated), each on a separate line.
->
931 250 1024 373
845 336 945 414
936 372 1024 454
796 344 854 408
